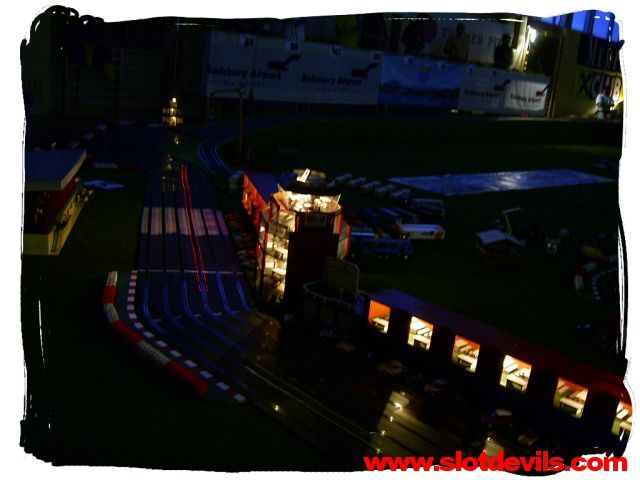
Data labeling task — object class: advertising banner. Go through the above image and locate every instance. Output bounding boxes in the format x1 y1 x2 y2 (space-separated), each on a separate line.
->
458 65 550 115
207 31 382 104
574 65 623 102
378 54 463 108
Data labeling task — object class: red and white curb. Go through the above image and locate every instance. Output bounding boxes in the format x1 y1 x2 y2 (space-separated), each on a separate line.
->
574 255 618 302
66 122 117 149
103 270 246 403
42 119 175 168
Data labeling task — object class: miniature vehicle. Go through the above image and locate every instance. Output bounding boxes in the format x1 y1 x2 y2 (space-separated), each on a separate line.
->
482 434 506 458
410 198 447 219
581 245 606 260
234 240 255 250
320 327 339 341
358 208 383 228
336 340 357 353
378 208 403 225
410 206 446 223
349 224 376 238
395 223 446 241
424 378 453 396
411 198 446 210
392 207 420 224
360 180 383 193
517 430 541 448
423 378 470 408
347 176 367 188
545 237 561 255
373 184 396 197
351 237 414 259
378 359 407 376
334 173 353 184
482 408 513 428
390 188 412 202
232 233 253 243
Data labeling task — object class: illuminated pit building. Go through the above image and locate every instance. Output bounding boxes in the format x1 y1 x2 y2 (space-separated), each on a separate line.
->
362 290 631 443
244 169 349 305
162 97 183 128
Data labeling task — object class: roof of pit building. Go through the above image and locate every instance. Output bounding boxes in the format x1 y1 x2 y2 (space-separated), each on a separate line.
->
25 149 86 191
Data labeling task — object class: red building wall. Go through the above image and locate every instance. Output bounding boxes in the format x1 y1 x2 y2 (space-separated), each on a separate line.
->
24 178 78 233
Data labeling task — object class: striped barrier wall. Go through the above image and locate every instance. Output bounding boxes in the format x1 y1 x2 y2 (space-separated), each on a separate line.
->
102 271 118 304
102 271 247 403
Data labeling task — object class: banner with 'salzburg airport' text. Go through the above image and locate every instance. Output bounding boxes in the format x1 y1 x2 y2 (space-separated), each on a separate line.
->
458 65 550 115
378 54 463 108
207 31 382 105
207 31 553 115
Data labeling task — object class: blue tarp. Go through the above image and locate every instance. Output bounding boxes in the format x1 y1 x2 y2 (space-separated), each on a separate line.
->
389 169 615 196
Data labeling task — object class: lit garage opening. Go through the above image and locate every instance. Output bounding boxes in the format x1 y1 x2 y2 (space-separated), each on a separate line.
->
553 378 588 418
500 355 532 393
452 336 480 372
612 401 633 438
369 300 391 334
408 316 433 350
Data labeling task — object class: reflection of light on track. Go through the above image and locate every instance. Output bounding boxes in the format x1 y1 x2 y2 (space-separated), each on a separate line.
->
140 207 149 234
202 209 219 235
179 165 203 292
182 166 209 293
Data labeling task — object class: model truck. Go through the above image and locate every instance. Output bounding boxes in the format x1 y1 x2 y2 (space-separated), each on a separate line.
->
394 224 446 241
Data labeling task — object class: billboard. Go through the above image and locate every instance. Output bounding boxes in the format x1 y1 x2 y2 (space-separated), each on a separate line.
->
207 31 382 104
458 65 550 115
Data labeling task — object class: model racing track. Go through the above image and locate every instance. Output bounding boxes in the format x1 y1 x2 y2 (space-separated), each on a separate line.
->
129 162 462 464
111 107 483 462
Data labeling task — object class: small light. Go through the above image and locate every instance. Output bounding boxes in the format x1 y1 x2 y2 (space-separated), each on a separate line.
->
171 97 177 103
380 430 386 436
274 404 280 412
394 402 402 409
389 416 394 422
